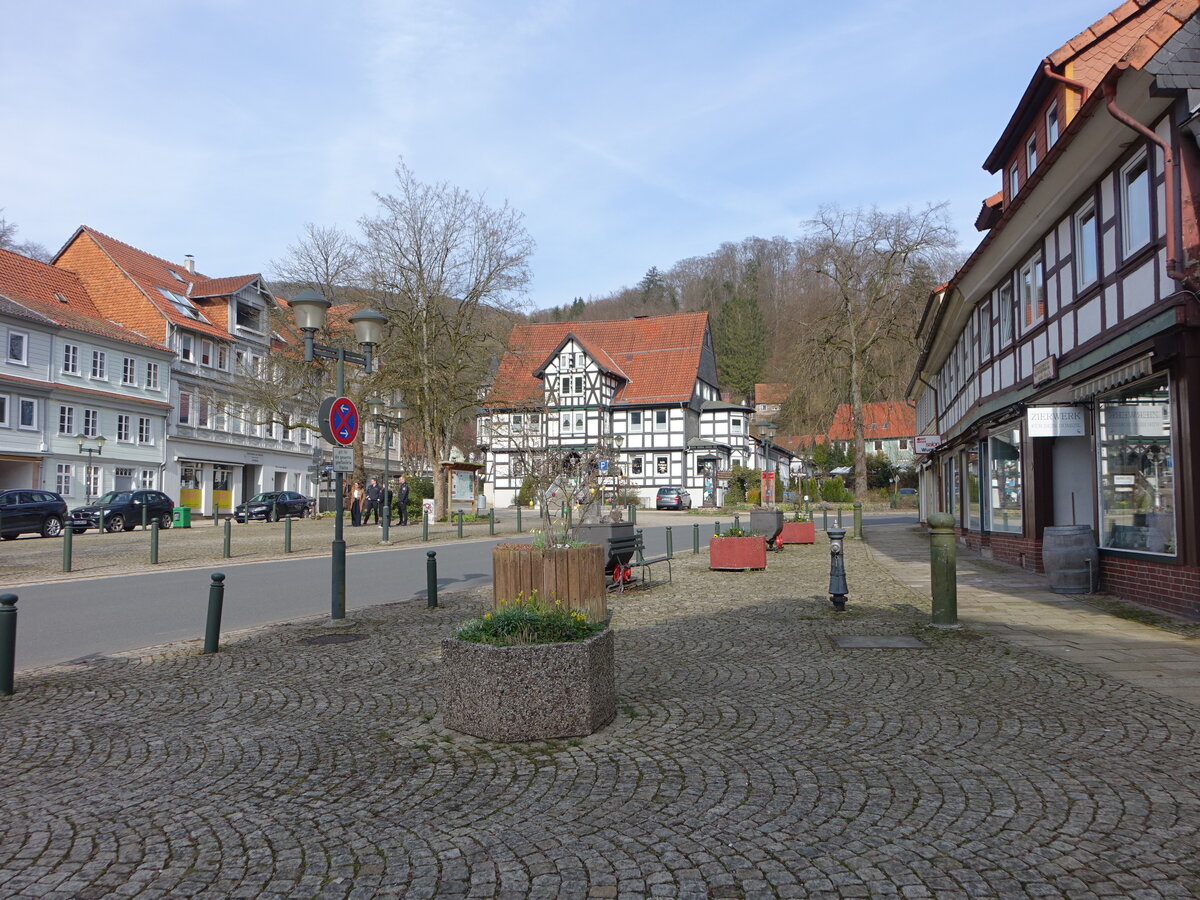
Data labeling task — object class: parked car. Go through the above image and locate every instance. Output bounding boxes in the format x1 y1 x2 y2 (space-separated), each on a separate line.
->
234 491 314 523
655 486 692 510
898 488 918 496
0 489 69 539
70 489 175 533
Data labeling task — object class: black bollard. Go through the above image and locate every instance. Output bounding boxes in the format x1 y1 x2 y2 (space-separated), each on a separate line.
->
223 518 231 559
149 522 159 565
284 516 292 553
489 508 495 536
693 522 700 554
826 529 849 611
0 594 16 696
62 526 73 573
142 504 148 531
426 550 438 608
204 573 226 654
516 504 522 533
457 511 464 539
422 511 429 542
666 526 673 558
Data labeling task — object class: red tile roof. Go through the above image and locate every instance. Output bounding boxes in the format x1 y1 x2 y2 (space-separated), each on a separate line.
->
826 402 915 441
0 248 168 351
487 312 710 407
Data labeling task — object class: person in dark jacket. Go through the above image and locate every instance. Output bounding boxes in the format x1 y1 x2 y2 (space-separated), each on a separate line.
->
364 477 383 526
397 474 410 525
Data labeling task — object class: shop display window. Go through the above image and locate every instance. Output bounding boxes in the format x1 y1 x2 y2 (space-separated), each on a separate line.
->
987 426 1022 534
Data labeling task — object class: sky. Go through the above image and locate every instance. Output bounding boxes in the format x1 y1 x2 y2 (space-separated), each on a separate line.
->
3 0 1112 311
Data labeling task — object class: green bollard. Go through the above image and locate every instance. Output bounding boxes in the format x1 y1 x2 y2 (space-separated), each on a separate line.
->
457 511 464 539
213 504 219 526
223 518 231 559
734 514 741 532
142 504 148 531
636 528 645 563
422 511 429 542
665 526 673 558
273 500 279 522
0 594 16 696
630 505 637 525
149 522 159 565
62 526 73 573
715 520 721 536
516 504 522 533
284 516 292 553
693 522 700 554
489 508 495 536
426 550 438 608
928 513 959 627
204 573 225 653
853 501 862 540
837 507 843 528
822 508 829 530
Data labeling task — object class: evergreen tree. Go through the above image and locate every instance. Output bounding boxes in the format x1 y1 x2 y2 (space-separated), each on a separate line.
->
713 281 767 400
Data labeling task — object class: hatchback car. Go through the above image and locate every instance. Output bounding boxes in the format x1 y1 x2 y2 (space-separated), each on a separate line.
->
655 486 692 510
0 489 69 539
234 491 314 522
70 489 175 533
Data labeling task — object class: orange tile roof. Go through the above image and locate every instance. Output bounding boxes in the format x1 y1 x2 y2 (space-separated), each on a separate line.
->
0 248 168 351
487 312 710 407
826 402 915 441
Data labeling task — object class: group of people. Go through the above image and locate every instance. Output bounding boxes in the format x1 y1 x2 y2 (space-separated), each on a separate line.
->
347 474 411 527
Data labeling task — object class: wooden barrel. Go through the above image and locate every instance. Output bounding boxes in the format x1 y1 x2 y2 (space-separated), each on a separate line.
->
1042 526 1098 594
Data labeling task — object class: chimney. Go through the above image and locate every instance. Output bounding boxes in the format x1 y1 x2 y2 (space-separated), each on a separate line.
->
183 254 195 274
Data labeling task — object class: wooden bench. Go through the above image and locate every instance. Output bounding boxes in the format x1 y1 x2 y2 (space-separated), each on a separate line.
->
606 531 672 592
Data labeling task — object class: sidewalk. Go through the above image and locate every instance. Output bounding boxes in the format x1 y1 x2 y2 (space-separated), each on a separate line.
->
1 522 1197 899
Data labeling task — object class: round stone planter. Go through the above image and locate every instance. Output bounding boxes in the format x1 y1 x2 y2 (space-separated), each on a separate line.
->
441 628 616 742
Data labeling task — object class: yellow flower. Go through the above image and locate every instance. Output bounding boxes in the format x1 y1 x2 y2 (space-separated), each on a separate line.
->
484 613 492 620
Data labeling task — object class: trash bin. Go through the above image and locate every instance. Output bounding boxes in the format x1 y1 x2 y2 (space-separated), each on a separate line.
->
172 506 192 529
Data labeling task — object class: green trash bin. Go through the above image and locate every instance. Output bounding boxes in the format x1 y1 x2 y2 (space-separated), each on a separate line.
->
172 506 192 529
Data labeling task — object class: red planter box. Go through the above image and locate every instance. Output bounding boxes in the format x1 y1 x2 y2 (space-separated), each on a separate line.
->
778 521 816 545
709 535 767 571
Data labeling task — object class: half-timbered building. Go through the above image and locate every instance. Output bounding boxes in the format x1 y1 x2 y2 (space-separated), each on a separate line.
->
909 0 1200 619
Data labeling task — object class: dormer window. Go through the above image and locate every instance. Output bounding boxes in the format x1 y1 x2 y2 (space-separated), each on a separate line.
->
1046 103 1059 148
1026 136 1037 175
236 301 263 331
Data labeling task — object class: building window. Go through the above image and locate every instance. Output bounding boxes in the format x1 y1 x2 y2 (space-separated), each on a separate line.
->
178 391 191 424
58 405 74 435
630 411 641 429
114 467 134 491
979 301 993 359
18 397 36 429
7 330 27 365
141 469 157 489
138 417 152 444
117 414 131 442
86 465 100 500
1122 152 1151 255
654 410 668 432
197 399 210 428
1046 103 1059 148
1009 163 1020 197
1098 376 1174 554
966 445 981 531
899 439 909 450
997 281 1014 347
1075 202 1098 290
731 417 742 433
656 456 669 475
122 357 137 385
1026 136 1037 174
874 440 883 452
56 464 72 496
62 343 79 374
91 350 106 380
82 408 98 437
180 333 194 362
145 362 160 390
201 340 212 366
986 425 1022 534
574 376 583 394
216 345 228 370
0 395 8 427
560 376 571 396
236 301 263 331
631 456 643 475
1019 254 1045 329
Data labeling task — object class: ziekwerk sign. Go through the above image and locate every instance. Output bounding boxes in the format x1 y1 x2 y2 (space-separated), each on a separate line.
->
1026 405 1086 438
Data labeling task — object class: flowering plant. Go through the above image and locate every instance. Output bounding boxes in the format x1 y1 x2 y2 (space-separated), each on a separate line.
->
455 591 605 647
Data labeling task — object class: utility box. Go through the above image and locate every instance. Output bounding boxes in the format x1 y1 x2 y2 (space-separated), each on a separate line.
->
172 507 192 529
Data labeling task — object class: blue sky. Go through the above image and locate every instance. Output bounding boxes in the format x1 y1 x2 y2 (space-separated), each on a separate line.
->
3 0 1109 310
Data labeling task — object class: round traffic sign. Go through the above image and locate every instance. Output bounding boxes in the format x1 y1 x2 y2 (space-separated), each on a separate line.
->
319 396 360 446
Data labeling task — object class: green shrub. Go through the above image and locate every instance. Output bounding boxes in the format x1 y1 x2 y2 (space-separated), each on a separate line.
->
724 481 745 504
747 487 761 505
820 476 852 503
515 474 537 508
456 592 605 647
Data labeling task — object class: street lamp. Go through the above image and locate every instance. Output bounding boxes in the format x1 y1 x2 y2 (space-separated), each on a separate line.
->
756 420 778 506
77 434 106 503
368 393 406 545
290 289 385 621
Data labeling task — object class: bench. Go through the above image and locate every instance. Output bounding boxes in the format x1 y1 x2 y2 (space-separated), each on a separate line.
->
606 531 672 592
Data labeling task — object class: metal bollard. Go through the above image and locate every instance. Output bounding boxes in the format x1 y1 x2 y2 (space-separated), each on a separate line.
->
0 594 17 696
928 513 959 627
204 573 225 654
715 520 721 536
284 516 292 553
734 514 741 532
142 504 149 530
837 507 843 528
489 508 495 536
516 504 522 533
273 500 279 522
826 529 849 611
457 511 464 539
426 550 438 608
213 504 220 526
223 518 232 559
149 522 159 565
630 505 637 525
822 508 829 530
853 501 862 540
665 526 673 558
693 523 700 554
62 526 73 573
422 511 429 541
636 528 645 563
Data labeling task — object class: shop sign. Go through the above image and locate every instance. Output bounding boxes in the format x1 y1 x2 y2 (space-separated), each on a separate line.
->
914 434 940 455
1032 355 1058 386
1104 404 1168 436
1026 406 1085 437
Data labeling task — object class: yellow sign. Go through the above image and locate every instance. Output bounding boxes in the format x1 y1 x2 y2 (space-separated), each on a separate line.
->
180 488 202 509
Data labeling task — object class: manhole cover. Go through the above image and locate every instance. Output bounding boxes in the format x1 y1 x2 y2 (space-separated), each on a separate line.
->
829 635 930 649
303 633 367 646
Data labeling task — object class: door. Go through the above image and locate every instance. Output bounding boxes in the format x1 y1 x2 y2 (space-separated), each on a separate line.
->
1051 436 1095 527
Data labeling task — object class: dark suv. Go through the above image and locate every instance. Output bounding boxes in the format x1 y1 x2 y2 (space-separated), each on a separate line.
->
0 489 69 539
655 486 692 510
70 489 175 533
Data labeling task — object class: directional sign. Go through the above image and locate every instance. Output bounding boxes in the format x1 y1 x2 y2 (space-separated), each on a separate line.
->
319 396 360 446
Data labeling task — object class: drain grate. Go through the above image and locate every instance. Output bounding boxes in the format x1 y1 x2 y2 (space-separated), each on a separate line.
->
829 635 930 649
303 633 367 646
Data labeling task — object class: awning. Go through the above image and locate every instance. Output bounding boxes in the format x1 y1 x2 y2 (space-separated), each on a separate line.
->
1071 354 1153 401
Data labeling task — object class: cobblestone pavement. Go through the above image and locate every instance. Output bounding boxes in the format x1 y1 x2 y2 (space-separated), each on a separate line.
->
2 528 1198 899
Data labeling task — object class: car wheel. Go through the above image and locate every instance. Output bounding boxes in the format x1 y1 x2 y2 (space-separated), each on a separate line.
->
107 514 126 533
158 513 173 529
269 508 280 522
41 515 63 538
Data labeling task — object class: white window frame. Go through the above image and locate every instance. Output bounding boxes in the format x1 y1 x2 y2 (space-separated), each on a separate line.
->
201 339 213 367
656 455 669 475
85 465 100 500
631 456 643 476
1121 150 1151 256
0 395 8 427
7 330 28 365
629 411 642 429
140 469 157 489
1009 163 1020 197
180 333 194 362
654 409 668 432
122 356 137 385
18 397 36 430
178 391 191 425
58 405 74 435
1046 102 1059 148
997 280 1014 348
91 350 107 380
1019 253 1045 331
731 417 743 433
56 463 73 496
62 343 79 375
1026 135 1038 175
145 362 160 390
137 417 153 445
82 408 98 437
117 414 131 442
1074 200 1098 291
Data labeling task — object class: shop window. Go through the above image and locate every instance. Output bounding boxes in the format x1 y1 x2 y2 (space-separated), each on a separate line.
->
986 426 1023 534
1097 376 1175 554
966 445 981 531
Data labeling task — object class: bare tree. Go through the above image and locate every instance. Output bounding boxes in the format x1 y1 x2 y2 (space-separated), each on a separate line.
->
360 161 534 515
269 223 362 300
0 211 51 262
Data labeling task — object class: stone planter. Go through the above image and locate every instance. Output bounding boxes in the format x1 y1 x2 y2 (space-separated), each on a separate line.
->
709 535 767 571
492 543 607 621
441 628 616 742
778 521 816 545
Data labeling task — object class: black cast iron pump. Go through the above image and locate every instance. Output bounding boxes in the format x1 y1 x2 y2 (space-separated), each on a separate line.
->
826 528 849 611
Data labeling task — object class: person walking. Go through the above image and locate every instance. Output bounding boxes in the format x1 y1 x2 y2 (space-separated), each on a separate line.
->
397 474 410 526
365 477 384 527
350 481 364 527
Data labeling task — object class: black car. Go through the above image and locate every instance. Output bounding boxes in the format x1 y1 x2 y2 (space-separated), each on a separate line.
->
234 491 313 523
0 489 69 539
655 486 693 510
70 489 175 533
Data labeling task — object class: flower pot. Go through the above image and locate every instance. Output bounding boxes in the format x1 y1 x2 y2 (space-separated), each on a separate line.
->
441 628 616 742
492 543 607 621
779 521 816 545
709 535 767 571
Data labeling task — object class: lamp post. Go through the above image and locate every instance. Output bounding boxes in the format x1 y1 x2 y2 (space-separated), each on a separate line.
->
368 394 406 545
610 432 624 512
756 420 778 506
290 289 385 622
77 434 106 504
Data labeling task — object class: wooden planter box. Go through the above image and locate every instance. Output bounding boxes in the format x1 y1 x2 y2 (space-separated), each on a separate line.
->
779 521 816 544
492 543 607 621
709 535 767 571
442 628 616 742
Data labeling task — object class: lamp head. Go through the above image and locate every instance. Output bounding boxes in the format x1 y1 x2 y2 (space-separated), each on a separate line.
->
350 308 386 347
289 289 331 333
